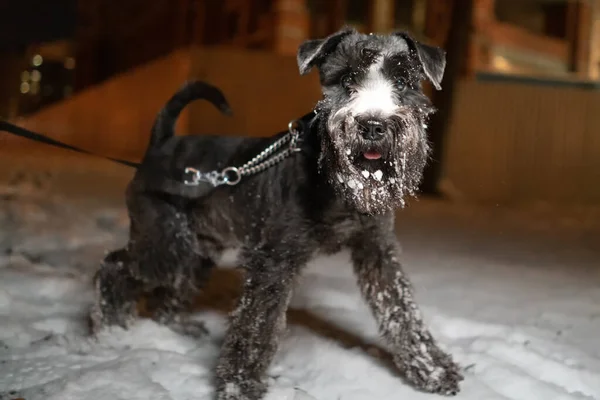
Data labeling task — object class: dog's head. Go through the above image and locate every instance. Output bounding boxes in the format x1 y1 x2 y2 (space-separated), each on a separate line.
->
297 28 446 214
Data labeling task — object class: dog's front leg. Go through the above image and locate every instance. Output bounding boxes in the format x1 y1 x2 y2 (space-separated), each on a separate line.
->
215 248 303 400
350 231 463 396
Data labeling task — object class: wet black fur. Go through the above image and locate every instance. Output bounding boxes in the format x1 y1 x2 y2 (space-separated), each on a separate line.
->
90 28 463 400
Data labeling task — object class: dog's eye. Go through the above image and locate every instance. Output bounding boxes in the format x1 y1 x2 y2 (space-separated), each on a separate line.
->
395 78 407 92
341 74 354 91
360 48 377 60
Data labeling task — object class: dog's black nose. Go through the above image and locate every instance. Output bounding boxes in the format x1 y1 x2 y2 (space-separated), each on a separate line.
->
360 120 387 141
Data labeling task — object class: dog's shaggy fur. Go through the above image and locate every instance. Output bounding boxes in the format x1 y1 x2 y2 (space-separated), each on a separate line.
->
90 28 463 400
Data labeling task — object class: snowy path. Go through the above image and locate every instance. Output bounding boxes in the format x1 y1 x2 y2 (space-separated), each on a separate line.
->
1 184 599 400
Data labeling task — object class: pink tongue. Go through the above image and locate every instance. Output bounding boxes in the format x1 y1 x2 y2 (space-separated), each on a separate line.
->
364 151 382 160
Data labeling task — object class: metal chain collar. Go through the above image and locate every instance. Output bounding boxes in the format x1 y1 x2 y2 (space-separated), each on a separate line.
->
183 119 303 187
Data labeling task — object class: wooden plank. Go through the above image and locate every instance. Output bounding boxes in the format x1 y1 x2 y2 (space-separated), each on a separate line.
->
471 0 495 74
329 0 347 33
238 0 253 46
424 0 453 45
190 0 206 45
473 0 495 31
272 0 309 55
420 0 474 194
568 1 593 77
472 0 569 70
369 0 395 33
484 21 569 63
172 0 190 48
591 1 600 80
412 0 427 35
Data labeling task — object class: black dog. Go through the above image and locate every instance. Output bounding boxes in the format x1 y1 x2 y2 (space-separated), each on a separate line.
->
90 27 463 400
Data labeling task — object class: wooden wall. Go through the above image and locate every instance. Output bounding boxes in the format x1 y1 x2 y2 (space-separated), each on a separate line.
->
445 79 600 205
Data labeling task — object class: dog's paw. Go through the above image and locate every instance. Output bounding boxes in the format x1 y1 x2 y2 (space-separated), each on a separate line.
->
396 351 464 396
215 380 266 400
215 383 249 400
88 302 137 335
165 318 209 338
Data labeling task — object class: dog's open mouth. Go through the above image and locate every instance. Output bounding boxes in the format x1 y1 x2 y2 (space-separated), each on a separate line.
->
352 147 386 167
349 147 393 182
363 151 382 160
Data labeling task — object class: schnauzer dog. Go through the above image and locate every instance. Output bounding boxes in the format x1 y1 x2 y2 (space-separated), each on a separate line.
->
90 27 463 400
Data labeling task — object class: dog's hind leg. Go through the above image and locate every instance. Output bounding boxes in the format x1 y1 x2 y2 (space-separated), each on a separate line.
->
125 189 222 335
90 244 217 337
89 248 143 333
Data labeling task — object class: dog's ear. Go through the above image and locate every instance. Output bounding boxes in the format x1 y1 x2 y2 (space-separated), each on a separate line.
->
395 32 446 90
297 27 355 75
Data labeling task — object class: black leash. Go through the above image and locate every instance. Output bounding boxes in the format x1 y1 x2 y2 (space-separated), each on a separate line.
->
0 120 140 168
0 112 318 185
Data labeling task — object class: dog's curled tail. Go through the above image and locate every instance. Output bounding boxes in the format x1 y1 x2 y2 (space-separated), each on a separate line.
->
149 80 232 147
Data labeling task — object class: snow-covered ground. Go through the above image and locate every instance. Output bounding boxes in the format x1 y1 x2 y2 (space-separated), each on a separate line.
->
1 167 599 400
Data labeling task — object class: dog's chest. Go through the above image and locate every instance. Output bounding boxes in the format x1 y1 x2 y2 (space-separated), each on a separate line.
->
315 212 362 254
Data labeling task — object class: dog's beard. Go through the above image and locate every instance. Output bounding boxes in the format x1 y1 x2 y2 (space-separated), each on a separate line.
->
318 109 430 215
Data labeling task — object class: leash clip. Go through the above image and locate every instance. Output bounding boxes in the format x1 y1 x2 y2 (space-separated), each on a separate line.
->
183 166 241 187
287 119 303 153
184 167 219 186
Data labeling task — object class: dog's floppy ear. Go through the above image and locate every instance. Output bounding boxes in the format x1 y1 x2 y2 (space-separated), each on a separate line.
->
297 27 355 75
395 32 446 90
